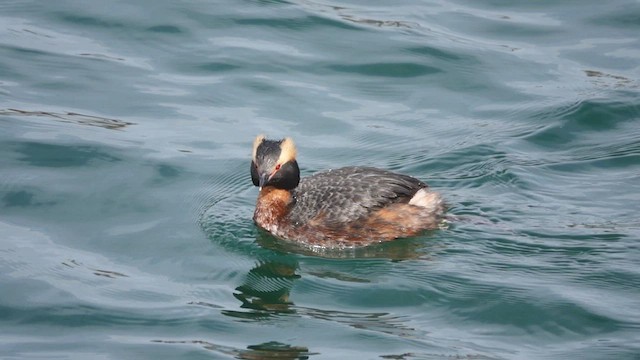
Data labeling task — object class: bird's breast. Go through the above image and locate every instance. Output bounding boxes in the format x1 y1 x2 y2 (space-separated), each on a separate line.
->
253 187 293 232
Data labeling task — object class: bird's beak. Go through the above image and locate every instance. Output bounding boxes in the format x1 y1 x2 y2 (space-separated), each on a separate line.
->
258 172 270 190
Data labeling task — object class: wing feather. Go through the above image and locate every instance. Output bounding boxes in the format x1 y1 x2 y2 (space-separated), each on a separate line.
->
290 167 427 224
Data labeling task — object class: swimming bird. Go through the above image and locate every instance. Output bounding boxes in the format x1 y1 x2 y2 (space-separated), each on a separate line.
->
251 135 445 247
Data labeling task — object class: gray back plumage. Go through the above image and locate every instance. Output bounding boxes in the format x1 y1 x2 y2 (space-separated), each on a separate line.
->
290 166 427 224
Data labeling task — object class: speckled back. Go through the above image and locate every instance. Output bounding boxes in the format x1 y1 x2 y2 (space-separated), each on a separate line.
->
289 166 428 225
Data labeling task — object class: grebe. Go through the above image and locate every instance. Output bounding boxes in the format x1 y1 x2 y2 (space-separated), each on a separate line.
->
251 135 445 247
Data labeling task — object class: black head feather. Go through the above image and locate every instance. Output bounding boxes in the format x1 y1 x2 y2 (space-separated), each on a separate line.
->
251 137 300 190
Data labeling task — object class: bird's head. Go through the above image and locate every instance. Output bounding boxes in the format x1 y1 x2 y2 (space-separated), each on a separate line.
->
251 135 300 190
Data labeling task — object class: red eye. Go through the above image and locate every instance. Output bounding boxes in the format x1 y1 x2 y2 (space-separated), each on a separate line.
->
275 164 281 171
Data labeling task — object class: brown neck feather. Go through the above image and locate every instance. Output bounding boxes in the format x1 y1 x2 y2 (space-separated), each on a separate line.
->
253 187 293 227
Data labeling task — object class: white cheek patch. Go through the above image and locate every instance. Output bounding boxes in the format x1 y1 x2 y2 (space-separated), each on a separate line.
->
409 188 443 212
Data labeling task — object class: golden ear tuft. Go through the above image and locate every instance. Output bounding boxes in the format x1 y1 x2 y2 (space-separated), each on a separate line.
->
277 137 297 164
252 134 265 161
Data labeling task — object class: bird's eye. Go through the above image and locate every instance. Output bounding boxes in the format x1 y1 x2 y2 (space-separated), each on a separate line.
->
275 164 281 171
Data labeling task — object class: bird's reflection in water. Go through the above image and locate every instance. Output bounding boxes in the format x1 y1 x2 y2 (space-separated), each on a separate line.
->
224 249 424 340
256 228 438 260
230 253 300 314
217 230 439 357
152 339 315 359
226 229 439 318
240 341 315 360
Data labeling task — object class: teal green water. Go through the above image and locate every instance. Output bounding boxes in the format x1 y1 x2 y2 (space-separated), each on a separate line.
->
1 0 639 359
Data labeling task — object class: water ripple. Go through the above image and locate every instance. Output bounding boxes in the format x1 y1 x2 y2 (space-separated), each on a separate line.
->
3 0 640 358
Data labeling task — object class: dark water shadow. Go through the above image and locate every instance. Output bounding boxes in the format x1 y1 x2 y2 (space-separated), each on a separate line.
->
8 140 122 168
1 108 134 130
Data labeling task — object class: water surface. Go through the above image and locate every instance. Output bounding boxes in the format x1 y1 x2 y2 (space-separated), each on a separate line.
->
1 0 639 359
